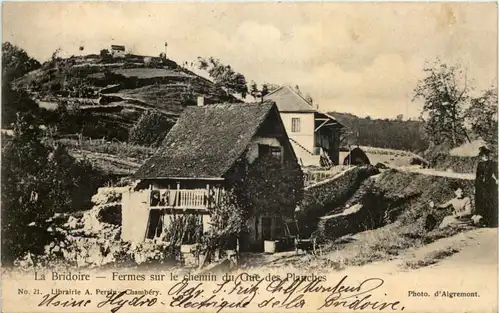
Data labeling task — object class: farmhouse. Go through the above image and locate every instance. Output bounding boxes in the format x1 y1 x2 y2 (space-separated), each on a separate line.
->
264 85 345 167
121 100 302 252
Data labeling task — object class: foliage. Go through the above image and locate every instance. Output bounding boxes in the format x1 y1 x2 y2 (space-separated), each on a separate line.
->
249 81 272 103
202 190 247 253
297 165 379 237
466 87 498 152
428 154 478 173
128 110 172 147
2 42 42 127
236 155 304 218
197 57 248 98
2 82 40 128
100 49 112 61
413 60 470 147
1 113 104 264
2 42 41 83
58 138 157 160
330 111 428 152
201 155 304 253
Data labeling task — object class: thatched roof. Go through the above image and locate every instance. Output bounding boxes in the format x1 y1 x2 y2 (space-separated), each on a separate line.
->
134 101 280 179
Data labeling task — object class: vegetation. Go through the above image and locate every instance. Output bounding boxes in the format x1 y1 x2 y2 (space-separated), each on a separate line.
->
128 110 172 147
2 42 41 83
466 87 498 152
428 154 479 173
330 112 428 152
2 83 40 128
236 155 304 218
2 42 42 127
1 112 105 264
413 60 471 147
201 190 246 254
197 57 249 98
58 138 156 160
298 165 379 237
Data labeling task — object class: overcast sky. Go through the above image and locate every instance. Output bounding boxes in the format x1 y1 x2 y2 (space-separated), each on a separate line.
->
3 2 498 118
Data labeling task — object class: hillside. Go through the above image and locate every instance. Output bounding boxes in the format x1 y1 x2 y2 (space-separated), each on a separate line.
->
12 52 241 140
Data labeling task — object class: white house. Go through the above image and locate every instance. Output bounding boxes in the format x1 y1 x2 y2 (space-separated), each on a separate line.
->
264 85 345 167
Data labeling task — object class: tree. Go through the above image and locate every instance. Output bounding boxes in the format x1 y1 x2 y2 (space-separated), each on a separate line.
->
196 57 248 98
261 84 269 99
2 83 39 128
396 114 404 121
129 110 173 147
2 42 41 83
466 87 498 150
248 82 270 103
413 60 470 147
249 81 260 100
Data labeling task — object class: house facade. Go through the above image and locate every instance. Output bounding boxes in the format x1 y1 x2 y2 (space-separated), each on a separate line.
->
122 100 301 252
264 85 345 167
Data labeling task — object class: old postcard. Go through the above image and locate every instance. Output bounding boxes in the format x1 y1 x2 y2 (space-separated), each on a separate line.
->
1 2 498 313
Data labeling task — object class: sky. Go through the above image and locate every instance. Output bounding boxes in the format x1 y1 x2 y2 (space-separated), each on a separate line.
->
2 2 498 119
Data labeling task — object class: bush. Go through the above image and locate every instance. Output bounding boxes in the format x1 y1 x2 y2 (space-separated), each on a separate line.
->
129 110 173 147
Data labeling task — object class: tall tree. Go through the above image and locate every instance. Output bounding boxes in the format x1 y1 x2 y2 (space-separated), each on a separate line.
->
413 60 470 147
466 87 498 150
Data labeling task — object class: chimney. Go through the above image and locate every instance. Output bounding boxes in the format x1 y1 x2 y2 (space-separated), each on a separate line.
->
164 42 168 58
197 96 205 107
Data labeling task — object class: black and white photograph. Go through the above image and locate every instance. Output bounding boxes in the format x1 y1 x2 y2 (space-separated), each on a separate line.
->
1 2 498 312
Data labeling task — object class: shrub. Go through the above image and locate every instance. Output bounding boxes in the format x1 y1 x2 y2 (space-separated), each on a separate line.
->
128 110 173 147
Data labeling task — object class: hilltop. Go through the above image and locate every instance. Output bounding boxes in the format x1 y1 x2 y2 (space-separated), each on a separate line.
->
12 51 241 140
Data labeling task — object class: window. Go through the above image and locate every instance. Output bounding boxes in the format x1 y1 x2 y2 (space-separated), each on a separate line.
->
291 118 301 133
270 147 282 160
258 144 282 161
